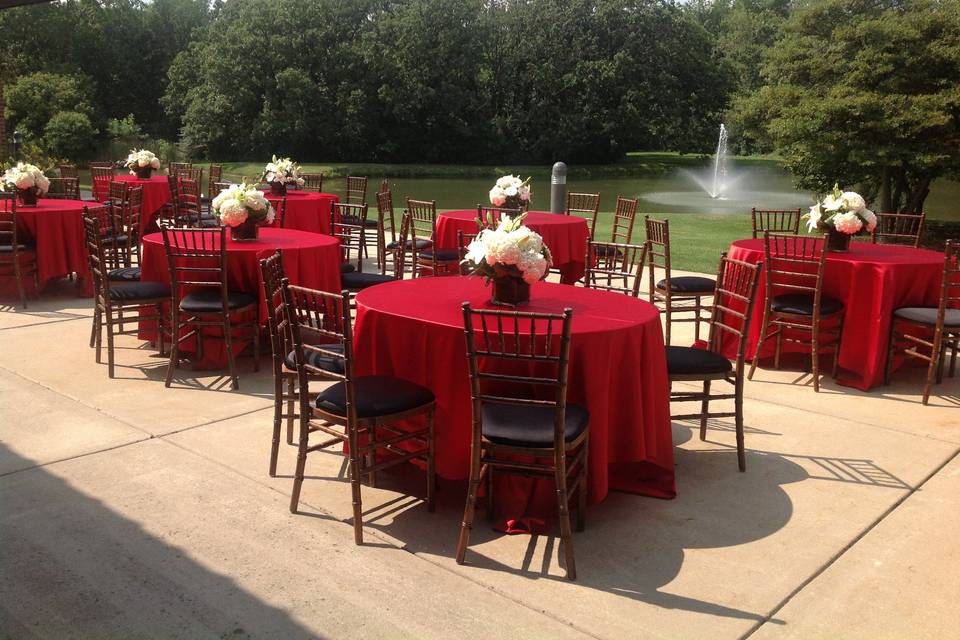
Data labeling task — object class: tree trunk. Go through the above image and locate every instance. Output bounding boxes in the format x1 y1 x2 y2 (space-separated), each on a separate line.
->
879 166 893 212
904 175 931 213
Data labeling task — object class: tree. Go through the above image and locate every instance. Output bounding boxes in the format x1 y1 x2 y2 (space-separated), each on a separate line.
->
43 111 98 160
730 0 960 212
4 72 93 137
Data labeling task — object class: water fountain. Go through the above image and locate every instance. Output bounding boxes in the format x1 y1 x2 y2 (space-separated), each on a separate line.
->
710 123 728 199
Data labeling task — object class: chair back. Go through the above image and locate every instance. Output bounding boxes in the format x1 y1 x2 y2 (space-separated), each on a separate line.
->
118 187 144 263
761 231 831 312
206 164 223 198
272 196 287 228
405 199 439 276
936 239 960 320
259 251 292 372
89 161 114 170
160 226 229 309
461 303 575 450
707 255 762 369
0 194 21 261
172 166 202 184
584 240 647 297
58 164 79 179
376 188 399 246
300 173 324 192
751 208 801 238
873 212 925 248
108 181 130 204
46 177 79 200
566 192 601 236
179 178 203 225
345 176 368 205
332 202 368 269
282 280 352 392
643 216 672 298
91 166 115 202
476 205 520 229
168 162 192 173
82 204 126 297
609 196 639 245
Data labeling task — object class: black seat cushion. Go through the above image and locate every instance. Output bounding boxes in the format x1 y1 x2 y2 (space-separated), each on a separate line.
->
101 234 130 246
314 375 434 418
179 289 257 312
341 271 396 290
340 215 377 228
657 276 716 293
593 244 623 258
340 263 356 274
666 346 733 375
0 243 32 253
481 401 589 448
894 306 960 327
285 343 345 373
386 238 432 251
420 248 460 262
771 293 844 316
108 267 141 281
108 281 171 302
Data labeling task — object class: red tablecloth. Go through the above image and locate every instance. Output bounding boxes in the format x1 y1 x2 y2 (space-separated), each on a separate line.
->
262 191 339 235
725 239 944 390
353 276 675 532
436 210 589 284
139 228 342 368
114 175 172 234
1 198 92 298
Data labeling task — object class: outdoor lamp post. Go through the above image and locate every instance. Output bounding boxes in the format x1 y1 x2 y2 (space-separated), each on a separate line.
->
550 161 567 213
13 130 23 162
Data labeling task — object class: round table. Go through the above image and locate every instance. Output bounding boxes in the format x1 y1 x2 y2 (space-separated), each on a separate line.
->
436 210 590 284
262 190 339 235
114 175 172 233
725 238 945 390
139 228 343 369
5 198 92 298
353 276 675 532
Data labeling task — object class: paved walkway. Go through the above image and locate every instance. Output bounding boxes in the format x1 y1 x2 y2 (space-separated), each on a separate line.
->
1 276 958 639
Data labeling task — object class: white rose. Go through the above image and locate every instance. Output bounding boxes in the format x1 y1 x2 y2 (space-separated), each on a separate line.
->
489 186 506 207
14 175 34 190
36 176 50 194
496 175 517 189
151 158 160 170
243 192 267 211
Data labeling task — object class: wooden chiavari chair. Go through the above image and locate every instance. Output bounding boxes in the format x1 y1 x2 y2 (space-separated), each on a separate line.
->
333 203 397 291
475 205 520 229
583 240 647 296
160 226 260 390
0 194 38 307
58 164 79 179
748 232 845 392
168 161 192 174
597 196 639 253
205 164 223 201
84 205 170 377
179 178 216 227
668 254 761 471
645 216 716 345
404 198 459 277
283 279 436 543
299 173 324 192
873 212 925 248
345 176 368 205
885 239 960 404
457 303 588 580
751 208 802 238
90 166 115 202
45 177 79 200
565 192 601 235
106 180 129 204
376 187 413 276
89 161 114 169
111 186 144 278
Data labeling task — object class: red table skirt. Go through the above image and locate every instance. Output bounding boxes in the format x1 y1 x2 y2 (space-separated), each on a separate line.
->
138 228 342 369
264 191 339 235
353 276 675 532
113 175 172 234
1 199 92 299
724 239 944 390
435 210 589 284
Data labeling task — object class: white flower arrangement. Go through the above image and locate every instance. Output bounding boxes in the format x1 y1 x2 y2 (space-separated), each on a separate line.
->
488 174 532 209
804 184 877 236
2 162 50 195
261 155 305 186
462 213 552 285
125 149 161 171
211 182 275 228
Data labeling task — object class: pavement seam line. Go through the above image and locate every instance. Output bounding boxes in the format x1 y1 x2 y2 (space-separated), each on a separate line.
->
740 446 960 640
0 435 157 478
156 431 603 640
0 315 92 331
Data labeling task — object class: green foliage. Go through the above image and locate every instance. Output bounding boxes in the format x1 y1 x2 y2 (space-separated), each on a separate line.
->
729 0 960 211
43 111 98 161
4 72 93 137
106 114 146 143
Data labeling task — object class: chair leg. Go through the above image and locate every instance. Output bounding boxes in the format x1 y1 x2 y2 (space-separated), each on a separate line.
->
735 378 746 472
555 465 577 581
922 350 938 406
270 373 283 477
222 315 240 390
699 380 711 441
366 425 377 487
94 308 103 365
89 308 99 348
811 324 821 393
884 319 898 386
165 310 180 388
286 377 296 445
289 413 309 514
749 307 772 380
693 296 701 343
426 410 436 512
456 463 484 565
486 467 495 522
106 313 116 378
347 424 365 545
664 305 672 346
831 315 844 379
576 440 588 533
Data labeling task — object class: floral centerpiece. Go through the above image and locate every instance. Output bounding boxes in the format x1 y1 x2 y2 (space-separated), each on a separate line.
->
462 212 552 306
803 184 877 252
211 182 275 241
488 174 532 211
260 155 304 196
125 149 161 179
2 162 50 206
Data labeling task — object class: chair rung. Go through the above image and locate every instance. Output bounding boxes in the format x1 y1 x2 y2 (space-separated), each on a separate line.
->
359 427 430 452
365 447 427 474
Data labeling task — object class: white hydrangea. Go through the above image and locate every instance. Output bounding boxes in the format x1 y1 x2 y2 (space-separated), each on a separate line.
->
832 211 864 235
489 174 531 206
2 162 50 194
463 213 551 283
125 149 160 171
212 182 275 227
841 191 866 213
862 209 877 232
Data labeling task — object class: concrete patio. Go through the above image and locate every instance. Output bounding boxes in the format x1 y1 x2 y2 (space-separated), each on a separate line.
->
1 274 958 639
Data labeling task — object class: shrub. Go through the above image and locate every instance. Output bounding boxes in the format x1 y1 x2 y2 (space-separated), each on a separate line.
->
43 111 99 161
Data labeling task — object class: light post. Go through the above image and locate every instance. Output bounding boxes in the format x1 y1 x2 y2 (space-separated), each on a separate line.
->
13 130 23 162
550 161 567 213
